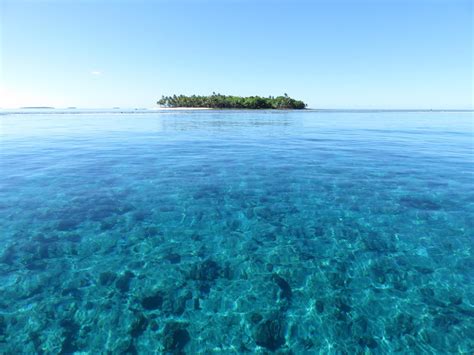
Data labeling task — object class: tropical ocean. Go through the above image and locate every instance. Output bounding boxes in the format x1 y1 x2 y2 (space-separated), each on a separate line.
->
0 109 473 354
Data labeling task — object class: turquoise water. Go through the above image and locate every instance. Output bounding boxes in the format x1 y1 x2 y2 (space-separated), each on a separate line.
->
0 110 473 353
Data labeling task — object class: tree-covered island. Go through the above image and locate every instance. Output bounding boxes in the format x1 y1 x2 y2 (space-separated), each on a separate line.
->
157 93 307 109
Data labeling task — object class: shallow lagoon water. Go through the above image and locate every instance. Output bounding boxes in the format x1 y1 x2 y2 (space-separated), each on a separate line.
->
0 110 473 353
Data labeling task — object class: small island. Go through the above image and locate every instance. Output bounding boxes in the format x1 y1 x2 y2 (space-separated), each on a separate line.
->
157 93 307 109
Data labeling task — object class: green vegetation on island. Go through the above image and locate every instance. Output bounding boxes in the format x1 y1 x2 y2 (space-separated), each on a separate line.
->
157 93 307 109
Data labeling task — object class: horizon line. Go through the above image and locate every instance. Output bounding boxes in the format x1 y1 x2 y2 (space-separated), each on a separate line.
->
1 107 473 112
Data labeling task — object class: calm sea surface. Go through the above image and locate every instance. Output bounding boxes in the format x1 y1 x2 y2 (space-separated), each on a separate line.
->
0 110 473 353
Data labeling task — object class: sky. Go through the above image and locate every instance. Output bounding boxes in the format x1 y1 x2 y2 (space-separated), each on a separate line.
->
0 0 472 109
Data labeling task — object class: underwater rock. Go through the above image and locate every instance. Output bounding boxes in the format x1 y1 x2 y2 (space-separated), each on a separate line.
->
448 295 463 306
198 283 211 295
272 274 292 302
189 259 221 281
66 233 82 243
313 226 324 237
315 300 324 314
190 233 202 241
335 298 352 314
370 258 398 284
392 273 409 292
226 219 242 231
100 219 116 231
387 314 416 338
110 338 135 354
150 320 160 331
358 336 378 349
130 314 148 338
253 316 285 351
99 271 117 286
89 207 114 221
301 338 314 350
259 232 277 242
57 218 81 231
115 271 135 292
414 265 434 275
129 260 146 270
165 253 181 264
250 312 263 324
163 290 192 316
352 316 369 335
61 287 81 299
141 291 165 311
34 233 60 243
193 185 220 200
124 342 138 355
15 241 60 271
25 259 47 271
133 210 151 222
222 261 233 279
255 206 276 221
433 312 461 331
333 298 353 322
162 322 190 354
399 254 436 275
419 287 435 298
339 225 360 242
363 232 395 252
299 250 316 261
143 226 160 238
19 280 45 300
142 290 191 316
37 244 50 259
0 315 5 341
456 305 474 318
159 205 176 212
399 197 441 210
162 295 187 316
0 245 16 266
327 271 352 288
59 318 80 354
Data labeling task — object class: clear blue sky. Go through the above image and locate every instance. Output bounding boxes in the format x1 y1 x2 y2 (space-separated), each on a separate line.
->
1 0 472 109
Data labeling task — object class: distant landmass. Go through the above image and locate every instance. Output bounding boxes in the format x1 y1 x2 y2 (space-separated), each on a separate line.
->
21 106 55 109
157 93 307 109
